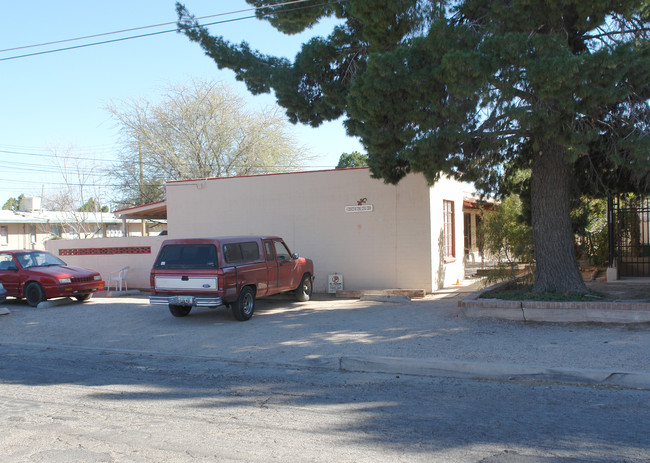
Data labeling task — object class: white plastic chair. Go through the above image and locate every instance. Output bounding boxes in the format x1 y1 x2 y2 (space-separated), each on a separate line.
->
109 266 130 292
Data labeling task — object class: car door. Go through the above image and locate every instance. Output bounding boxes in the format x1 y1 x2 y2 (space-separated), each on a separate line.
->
263 240 279 295
0 253 21 296
273 240 295 292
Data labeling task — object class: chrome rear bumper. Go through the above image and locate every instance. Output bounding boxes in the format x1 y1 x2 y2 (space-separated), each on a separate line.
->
149 295 223 308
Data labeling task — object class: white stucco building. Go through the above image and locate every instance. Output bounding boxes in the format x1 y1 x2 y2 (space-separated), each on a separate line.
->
162 167 465 292
46 168 471 292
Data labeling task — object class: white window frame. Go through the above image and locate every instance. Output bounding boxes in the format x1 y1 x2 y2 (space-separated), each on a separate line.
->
443 200 455 261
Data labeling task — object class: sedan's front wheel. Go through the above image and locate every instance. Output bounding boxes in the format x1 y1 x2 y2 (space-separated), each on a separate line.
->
25 282 46 307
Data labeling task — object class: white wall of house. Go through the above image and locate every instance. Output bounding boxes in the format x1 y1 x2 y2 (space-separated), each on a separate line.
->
165 168 462 292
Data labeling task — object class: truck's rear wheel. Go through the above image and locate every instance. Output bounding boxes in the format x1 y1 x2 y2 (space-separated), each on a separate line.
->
169 304 191 317
232 286 255 321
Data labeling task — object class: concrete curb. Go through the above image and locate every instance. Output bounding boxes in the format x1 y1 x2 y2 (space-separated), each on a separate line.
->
360 294 411 303
337 289 425 299
37 298 75 309
4 341 648 390
459 299 650 323
338 355 650 390
458 284 650 323
101 290 142 297
30 291 142 309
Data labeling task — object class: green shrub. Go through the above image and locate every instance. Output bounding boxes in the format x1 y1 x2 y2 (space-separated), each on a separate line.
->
479 195 534 284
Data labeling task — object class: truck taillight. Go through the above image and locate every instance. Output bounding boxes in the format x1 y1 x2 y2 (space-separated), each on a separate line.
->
217 277 223 291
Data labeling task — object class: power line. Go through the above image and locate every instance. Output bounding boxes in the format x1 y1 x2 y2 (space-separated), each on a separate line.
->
0 142 117 152
0 149 117 162
0 0 313 54
0 12 240 54
0 26 216 62
0 0 327 62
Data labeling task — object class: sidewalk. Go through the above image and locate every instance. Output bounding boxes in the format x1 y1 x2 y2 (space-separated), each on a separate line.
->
1 281 649 389
330 280 650 389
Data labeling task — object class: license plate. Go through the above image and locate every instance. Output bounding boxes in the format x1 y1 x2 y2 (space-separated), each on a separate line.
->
178 296 194 305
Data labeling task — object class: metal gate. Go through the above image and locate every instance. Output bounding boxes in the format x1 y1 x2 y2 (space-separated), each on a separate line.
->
610 196 650 277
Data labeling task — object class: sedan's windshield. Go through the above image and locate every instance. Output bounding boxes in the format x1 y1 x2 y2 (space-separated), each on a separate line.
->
17 252 66 269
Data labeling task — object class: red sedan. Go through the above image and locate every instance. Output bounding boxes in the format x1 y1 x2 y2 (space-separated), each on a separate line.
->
0 250 105 307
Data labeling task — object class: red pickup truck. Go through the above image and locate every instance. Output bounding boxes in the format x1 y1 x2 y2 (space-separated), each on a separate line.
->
149 236 314 321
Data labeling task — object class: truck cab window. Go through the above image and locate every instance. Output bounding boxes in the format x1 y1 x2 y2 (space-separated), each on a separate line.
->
274 241 291 261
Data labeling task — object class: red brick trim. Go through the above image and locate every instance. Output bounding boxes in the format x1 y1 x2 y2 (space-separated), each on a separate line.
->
59 246 151 256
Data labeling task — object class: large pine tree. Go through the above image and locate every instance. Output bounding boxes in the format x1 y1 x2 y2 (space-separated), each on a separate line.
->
177 0 650 293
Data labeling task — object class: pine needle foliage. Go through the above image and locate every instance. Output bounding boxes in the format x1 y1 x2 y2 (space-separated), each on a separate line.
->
177 1 650 292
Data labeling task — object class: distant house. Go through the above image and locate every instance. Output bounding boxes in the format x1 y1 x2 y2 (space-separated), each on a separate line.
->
0 197 165 250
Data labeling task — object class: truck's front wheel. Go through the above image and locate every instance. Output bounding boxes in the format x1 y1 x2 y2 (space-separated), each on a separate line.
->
169 304 191 317
232 286 255 321
295 274 312 302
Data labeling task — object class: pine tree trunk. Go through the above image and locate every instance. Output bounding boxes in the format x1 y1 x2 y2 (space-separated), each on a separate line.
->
530 143 587 293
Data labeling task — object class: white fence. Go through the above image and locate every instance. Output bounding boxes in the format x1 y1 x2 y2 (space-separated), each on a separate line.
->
45 236 168 291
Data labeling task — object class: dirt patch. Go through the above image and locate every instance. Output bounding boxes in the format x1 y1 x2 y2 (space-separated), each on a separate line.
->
585 279 650 302
476 276 650 302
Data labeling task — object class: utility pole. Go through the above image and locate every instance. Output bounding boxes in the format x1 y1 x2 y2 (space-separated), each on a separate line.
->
139 135 146 237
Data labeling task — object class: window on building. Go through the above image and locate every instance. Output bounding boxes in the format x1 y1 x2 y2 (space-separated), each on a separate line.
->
30 226 37 244
476 214 483 256
464 212 472 254
443 200 455 260
50 225 62 238
0 226 7 246
106 224 123 238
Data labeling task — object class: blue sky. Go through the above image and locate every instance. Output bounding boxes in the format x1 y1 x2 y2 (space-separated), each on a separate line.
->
0 1 364 205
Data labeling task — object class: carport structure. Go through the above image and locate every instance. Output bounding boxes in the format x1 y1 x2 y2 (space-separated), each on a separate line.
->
114 200 168 237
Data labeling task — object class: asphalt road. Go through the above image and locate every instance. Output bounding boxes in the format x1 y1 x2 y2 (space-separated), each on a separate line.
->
0 291 649 462
1 343 648 462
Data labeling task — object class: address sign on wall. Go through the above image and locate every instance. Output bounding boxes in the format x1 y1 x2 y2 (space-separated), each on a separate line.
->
345 197 374 213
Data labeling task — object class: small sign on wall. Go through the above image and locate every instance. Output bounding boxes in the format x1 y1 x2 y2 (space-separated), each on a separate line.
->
328 273 343 293
345 205 373 213
346 197 373 213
